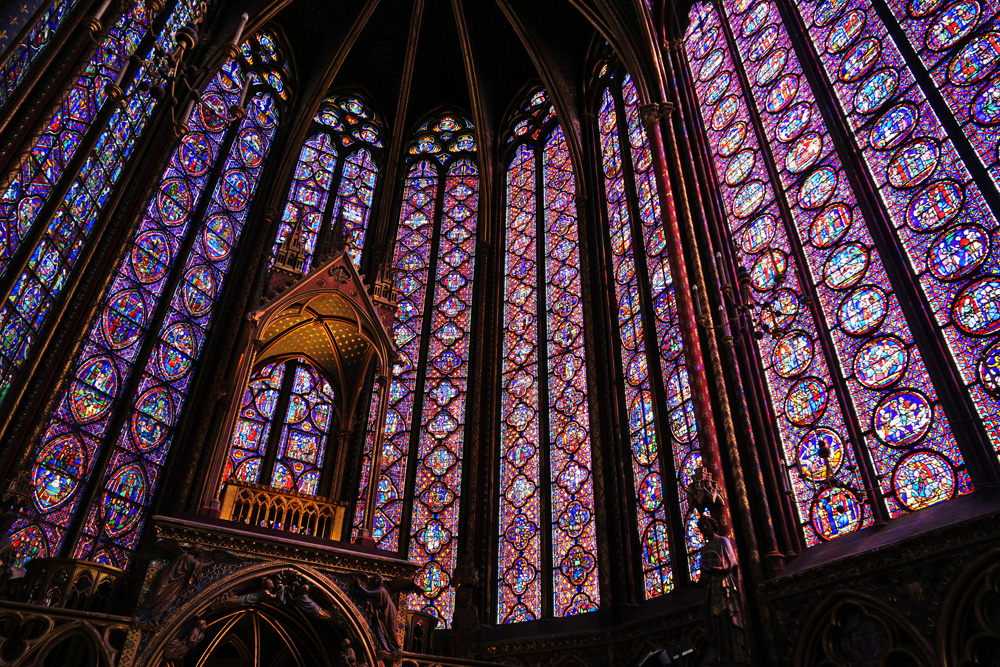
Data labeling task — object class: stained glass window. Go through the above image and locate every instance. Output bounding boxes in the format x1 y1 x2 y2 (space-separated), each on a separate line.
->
596 67 706 591
352 114 479 627
497 92 600 623
683 0 974 546
0 0 80 109
223 359 336 497
0 1 201 404
270 96 382 270
796 0 1000 457
10 32 287 568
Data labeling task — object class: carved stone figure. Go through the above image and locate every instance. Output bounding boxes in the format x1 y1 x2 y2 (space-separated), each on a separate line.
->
697 515 749 665
451 583 479 658
354 574 400 654
294 583 331 618
163 618 207 660
137 541 234 624
338 638 359 666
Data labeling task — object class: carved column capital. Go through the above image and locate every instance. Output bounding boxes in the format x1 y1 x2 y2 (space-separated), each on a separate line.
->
639 102 675 127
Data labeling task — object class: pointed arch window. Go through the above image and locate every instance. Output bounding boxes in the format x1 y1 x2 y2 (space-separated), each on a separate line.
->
496 90 600 623
0 0 81 109
11 32 288 569
352 114 479 626
224 359 336 496
0 1 205 404
270 95 383 269
595 64 703 592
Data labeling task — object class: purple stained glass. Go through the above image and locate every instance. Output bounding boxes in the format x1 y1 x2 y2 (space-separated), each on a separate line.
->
11 34 286 567
685 2 873 545
796 0 1000 459
0 3 199 404
270 363 335 496
223 361 286 486
0 0 79 109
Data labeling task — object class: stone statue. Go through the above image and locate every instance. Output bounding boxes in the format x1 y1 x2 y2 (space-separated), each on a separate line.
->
137 541 234 624
451 583 480 658
163 618 207 660
338 638 359 666
354 574 400 654
293 583 331 619
697 515 749 665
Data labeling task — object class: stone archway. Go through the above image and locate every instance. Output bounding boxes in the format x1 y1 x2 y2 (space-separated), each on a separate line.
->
132 563 379 667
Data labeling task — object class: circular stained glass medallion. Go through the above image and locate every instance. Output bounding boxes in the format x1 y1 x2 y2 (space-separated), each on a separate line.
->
725 150 755 185
220 169 251 211
700 50 725 81
718 122 747 156
767 75 799 113
181 265 217 317
130 231 170 284
197 92 228 132
827 10 865 53
711 96 738 131
16 197 43 238
757 49 788 86
839 286 887 335
70 356 118 424
733 181 766 218
855 70 898 114
811 204 852 248
743 2 771 37
761 289 799 330
159 322 197 381
705 72 732 105
928 225 989 280
130 386 174 451
909 0 944 16
237 128 265 168
797 429 845 481
32 434 86 511
816 0 848 25
751 249 788 291
894 451 955 510
786 133 823 173
178 132 212 177
101 463 146 538
973 77 1000 124
741 214 776 253
777 103 812 142
871 104 918 149
874 390 933 446
855 336 908 388
692 28 717 59
888 140 939 188
927 1 980 51
824 244 869 289
949 33 1000 85
785 378 828 425
953 276 1000 335
840 39 880 82
812 487 863 540
202 213 236 261
155 178 193 226
773 331 813 377
680 451 704 488
638 473 663 512
907 180 963 231
800 168 838 209
101 289 146 350
978 340 1000 394
749 25 779 60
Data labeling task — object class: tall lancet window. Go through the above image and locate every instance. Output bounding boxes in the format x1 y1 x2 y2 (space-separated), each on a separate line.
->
223 359 337 496
682 0 996 547
0 0 80 109
595 64 701 591
0 1 205 404
352 114 479 626
270 95 383 269
496 90 600 623
11 32 288 569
